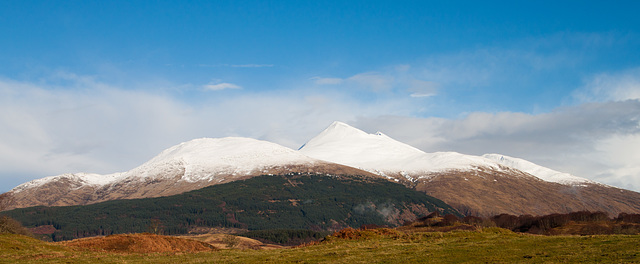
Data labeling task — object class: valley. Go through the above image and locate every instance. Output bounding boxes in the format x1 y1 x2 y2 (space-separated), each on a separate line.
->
2 227 640 263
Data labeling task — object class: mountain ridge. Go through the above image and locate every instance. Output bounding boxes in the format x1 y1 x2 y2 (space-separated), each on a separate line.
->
5 121 640 218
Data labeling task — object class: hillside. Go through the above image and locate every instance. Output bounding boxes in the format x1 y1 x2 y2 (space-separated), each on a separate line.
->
1 173 458 241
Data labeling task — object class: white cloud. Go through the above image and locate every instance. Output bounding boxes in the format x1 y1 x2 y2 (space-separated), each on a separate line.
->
408 79 438 98
594 134 640 190
575 67 640 102
203 82 242 91
409 93 435 98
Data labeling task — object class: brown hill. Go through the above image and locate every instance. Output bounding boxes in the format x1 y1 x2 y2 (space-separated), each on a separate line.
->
411 168 640 217
60 233 216 253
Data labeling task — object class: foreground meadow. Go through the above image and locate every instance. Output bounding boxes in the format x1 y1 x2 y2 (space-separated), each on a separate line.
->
1 228 639 263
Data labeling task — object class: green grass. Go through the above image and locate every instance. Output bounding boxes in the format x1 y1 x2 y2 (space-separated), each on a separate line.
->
2 228 640 263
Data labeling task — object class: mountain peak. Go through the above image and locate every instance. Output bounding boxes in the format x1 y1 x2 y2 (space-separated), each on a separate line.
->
299 121 435 173
298 121 374 150
323 121 369 137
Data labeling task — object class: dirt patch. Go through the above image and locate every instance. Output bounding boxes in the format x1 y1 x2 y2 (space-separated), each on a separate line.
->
60 233 216 253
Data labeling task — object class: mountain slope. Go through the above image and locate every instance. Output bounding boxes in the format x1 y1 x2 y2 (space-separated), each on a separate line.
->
2 173 459 241
7 137 376 210
299 122 640 217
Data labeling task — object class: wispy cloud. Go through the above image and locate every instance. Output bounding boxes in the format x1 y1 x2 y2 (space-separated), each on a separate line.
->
574 67 640 102
198 64 274 68
230 64 274 68
313 71 437 98
310 77 344 85
347 72 395 92
203 82 242 91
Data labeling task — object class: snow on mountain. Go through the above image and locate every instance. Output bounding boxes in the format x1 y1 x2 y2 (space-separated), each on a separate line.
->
9 172 123 193
298 121 501 179
125 137 318 182
482 154 595 185
11 137 318 193
299 121 594 185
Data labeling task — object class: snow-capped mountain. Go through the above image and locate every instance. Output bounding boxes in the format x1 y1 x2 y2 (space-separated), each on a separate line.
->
299 121 499 176
5 121 640 217
299 121 640 217
12 137 319 193
299 121 591 185
7 137 374 210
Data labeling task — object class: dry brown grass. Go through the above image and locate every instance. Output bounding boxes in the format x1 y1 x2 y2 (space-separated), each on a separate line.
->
59 233 216 253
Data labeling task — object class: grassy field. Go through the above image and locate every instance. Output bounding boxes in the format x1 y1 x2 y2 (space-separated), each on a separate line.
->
2 228 640 263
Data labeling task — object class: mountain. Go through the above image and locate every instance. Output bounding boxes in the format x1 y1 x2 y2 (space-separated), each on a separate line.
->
6 121 640 218
6 137 376 210
299 121 640 217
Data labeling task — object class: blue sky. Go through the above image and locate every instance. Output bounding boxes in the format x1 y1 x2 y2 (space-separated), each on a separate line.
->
1 1 640 192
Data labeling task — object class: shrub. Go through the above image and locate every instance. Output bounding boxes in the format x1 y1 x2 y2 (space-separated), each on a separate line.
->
222 234 239 248
0 216 32 236
442 214 460 226
491 214 519 230
462 215 483 225
615 213 640 223
568 211 608 222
